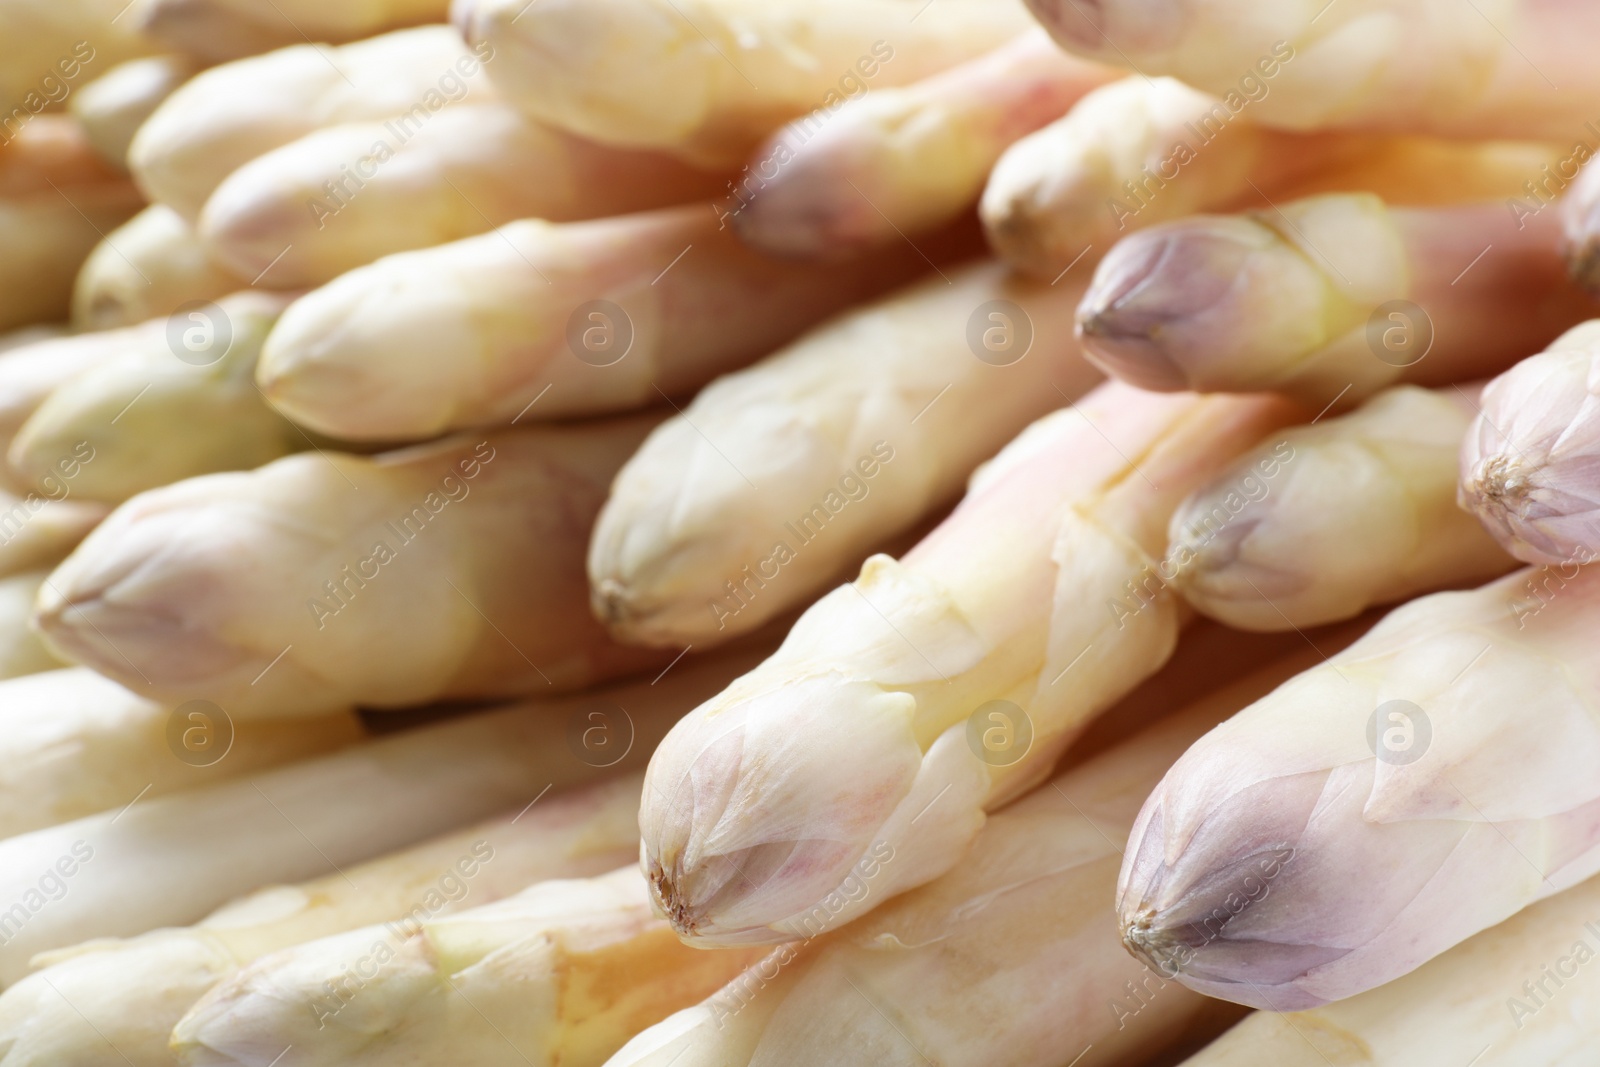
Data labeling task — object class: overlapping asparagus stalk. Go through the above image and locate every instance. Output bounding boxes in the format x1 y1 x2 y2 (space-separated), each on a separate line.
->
136 0 448 63
588 260 1102 648
72 205 246 330
1117 564 1600 1010
0 117 144 332
981 76 1359 280
0 0 156 117
1024 0 1600 141
731 30 1116 258
0 487 105 579
130 26 498 219
10 290 304 502
198 104 726 287
454 0 1036 167
0 647 755 984
610 647 1392 1067
0 571 67 680
70 56 200 171
37 417 668 718
168 866 764 1067
258 206 955 439
0 667 362 841
1459 322 1600 565
978 75 1557 280
0 773 644 1067
1171 384 1512 630
1076 193 1594 401
1181 872 1600 1066
638 382 1305 946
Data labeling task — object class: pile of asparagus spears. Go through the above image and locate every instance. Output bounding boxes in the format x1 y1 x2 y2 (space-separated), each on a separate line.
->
2 0 1600 1063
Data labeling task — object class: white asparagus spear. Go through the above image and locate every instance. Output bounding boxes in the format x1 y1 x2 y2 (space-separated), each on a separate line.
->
731 30 1117 258
1075 193 1596 401
72 205 247 330
639 383 1305 947
0 646 758 986
1117 564 1600 1010
129 26 498 220
0 1 155 118
12 290 303 503
588 260 1102 649
171 866 769 1067
0 118 145 333
609 646 1378 1067
70 56 200 171
0 667 362 841
0 773 643 1067
981 70 1571 280
0 488 106 580
1023 0 1600 142
135 0 449 63
256 205 957 439
1459 322 1600 565
0 571 68 680
1180 869 1600 1066
1171 384 1514 631
198 104 727 288
453 0 1036 167
36 419 668 719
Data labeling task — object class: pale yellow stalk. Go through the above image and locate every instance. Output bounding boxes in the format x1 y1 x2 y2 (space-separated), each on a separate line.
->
0 571 68 680
638 382 1305 946
0 117 144 332
197 104 725 287
0 667 362 841
170 867 768 1066
129 26 498 219
257 205 952 439
0 774 643 1067
1024 0 1600 142
72 205 246 330
37 419 669 718
1170 384 1514 630
0 646 759 985
732 30 1118 258
588 260 1103 649
70 56 200 170
12 290 304 503
454 0 1036 167
135 0 448 63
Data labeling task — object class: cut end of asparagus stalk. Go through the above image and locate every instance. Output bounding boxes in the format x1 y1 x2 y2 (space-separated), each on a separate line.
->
1459 326 1600 565
1077 193 1407 395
